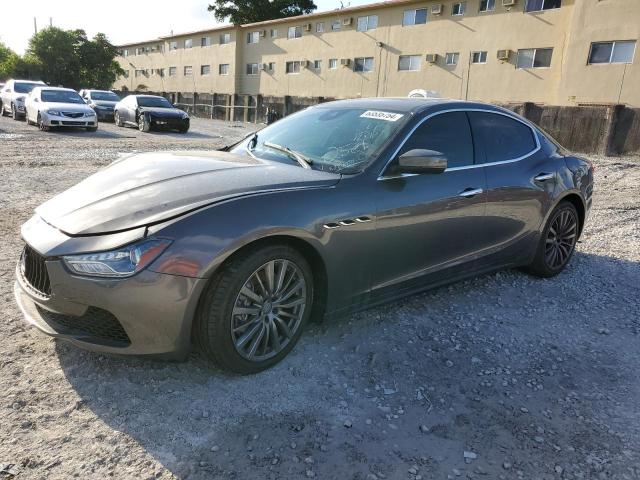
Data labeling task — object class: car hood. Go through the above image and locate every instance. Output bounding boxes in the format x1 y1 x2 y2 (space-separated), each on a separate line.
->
42 102 93 113
93 101 117 107
140 107 186 117
36 150 341 236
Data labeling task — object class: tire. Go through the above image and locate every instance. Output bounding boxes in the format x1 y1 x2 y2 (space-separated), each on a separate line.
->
115 111 124 127
86 126 98 132
526 201 579 278
138 114 150 132
12 103 19 121
178 126 189 134
195 244 314 374
37 113 49 132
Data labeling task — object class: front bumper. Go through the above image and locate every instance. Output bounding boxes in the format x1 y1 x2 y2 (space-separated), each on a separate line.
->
42 112 97 128
151 117 189 130
94 108 114 121
14 253 207 359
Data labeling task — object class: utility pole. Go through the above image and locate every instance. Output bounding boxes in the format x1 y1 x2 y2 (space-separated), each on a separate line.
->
34 17 37 34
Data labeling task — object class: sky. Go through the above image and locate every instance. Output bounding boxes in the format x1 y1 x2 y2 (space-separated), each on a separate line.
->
2 0 374 54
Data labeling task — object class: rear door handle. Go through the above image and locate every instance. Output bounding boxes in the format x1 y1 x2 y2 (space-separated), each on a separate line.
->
458 188 484 198
534 173 555 182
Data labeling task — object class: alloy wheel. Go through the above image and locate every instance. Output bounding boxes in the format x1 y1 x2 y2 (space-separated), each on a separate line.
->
231 259 307 362
545 209 578 269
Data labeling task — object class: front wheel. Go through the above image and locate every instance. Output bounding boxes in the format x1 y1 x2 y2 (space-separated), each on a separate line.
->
526 201 579 278
11 103 20 121
195 244 314 374
138 114 150 132
86 126 98 132
37 113 49 132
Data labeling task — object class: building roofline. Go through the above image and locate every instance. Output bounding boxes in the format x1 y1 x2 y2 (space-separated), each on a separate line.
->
115 0 415 48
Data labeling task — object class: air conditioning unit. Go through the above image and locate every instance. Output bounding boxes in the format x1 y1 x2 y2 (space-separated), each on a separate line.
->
425 53 438 63
301 60 310 68
502 0 516 5
340 58 351 66
431 3 443 14
497 49 512 61
304 23 312 31
259 63 266 70
342 17 353 26
259 30 266 37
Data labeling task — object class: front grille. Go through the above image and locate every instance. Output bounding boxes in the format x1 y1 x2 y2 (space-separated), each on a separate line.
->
37 306 131 346
62 112 83 118
21 245 51 297
61 121 85 126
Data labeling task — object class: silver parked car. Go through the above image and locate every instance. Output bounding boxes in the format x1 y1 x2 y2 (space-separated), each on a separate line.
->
79 89 121 122
1 79 46 120
25 87 98 132
14 98 593 374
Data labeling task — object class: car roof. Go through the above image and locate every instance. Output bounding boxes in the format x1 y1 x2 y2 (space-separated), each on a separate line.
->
132 94 165 99
315 97 508 116
35 86 76 92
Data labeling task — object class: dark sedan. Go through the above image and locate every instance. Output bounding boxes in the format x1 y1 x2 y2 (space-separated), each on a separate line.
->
114 94 189 133
79 89 121 121
14 98 593 374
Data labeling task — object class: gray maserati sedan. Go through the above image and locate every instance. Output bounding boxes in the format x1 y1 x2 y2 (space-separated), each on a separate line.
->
15 98 593 374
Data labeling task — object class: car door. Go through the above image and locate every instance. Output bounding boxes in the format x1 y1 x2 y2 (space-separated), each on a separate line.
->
467 111 558 263
372 110 491 299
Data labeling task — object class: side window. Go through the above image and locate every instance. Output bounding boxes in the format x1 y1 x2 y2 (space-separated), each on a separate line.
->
399 112 474 168
468 112 537 163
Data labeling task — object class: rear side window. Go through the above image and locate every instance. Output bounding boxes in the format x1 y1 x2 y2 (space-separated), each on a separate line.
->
468 112 537 163
400 111 474 168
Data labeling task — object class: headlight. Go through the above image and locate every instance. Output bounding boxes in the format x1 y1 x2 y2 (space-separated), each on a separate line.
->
63 238 172 278
16 96 25 103
181 113 189 119
47 110 62 116
84 111 96 117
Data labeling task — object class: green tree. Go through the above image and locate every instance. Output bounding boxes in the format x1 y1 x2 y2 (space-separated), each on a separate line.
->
0 41 20 80
77 33 124 89
208 0 317 24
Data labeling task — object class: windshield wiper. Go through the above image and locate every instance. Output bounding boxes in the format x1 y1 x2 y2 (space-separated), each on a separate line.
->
263 141 312 169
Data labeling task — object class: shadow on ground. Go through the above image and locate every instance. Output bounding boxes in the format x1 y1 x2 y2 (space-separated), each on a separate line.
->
56 251 640 479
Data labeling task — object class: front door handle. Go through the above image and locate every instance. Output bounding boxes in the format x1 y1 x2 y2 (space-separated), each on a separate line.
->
534 172 555 182
458 188 484 198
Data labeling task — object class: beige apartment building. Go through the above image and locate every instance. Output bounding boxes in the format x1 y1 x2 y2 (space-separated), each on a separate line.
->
114 0 640 106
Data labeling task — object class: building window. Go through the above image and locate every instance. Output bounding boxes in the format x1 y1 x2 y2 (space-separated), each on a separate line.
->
184 65 193 76
316 22 325 33
445 52 460 65
331 20 341 31
246 63 259 75
588 41 636 64
122 49 129 57
288 26 302 39
516 48 553 68
268 62 276 72
184 39 193 49
201 37 211 47
247 31 259 44
354 57 374 72
357 15 378 32
219 64 229 75
169 67 177 76
270 29 278 38
169 41 178 51
398 55 421 71
123 70 129 78
403 8 427 26
201 65 211 75
313 59 322 70
525 0 561 12
158 68 165 77
479 0 495 12
329 58 338 69
220 33 231 44
136 47 145 55
471 51 488 64
286 61 301 74
452 2 466 15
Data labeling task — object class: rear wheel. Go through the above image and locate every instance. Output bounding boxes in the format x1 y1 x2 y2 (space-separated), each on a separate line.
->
11 103 19 120
115 111 124 127
195 244 314 374
526 201 579 277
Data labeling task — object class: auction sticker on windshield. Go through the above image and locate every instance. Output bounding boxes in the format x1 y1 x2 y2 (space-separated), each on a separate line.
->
360 111 404 122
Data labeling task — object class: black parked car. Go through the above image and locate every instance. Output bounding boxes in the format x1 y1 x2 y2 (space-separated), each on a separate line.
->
114 95 189 133
14 98 593 374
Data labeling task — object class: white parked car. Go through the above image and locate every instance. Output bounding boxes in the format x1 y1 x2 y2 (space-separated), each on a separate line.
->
1 79 46 120
25 87 98 132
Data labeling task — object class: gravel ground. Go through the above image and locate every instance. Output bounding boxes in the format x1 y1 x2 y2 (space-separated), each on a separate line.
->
0 116 639 480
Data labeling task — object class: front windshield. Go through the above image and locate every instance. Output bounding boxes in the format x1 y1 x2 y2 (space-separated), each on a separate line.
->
15 82 41 94
231 106 408 173
91 91 120 101
41 90 84 104
138 96 173 108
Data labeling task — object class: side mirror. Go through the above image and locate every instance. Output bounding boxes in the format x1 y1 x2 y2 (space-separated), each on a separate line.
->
397 149 448 174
